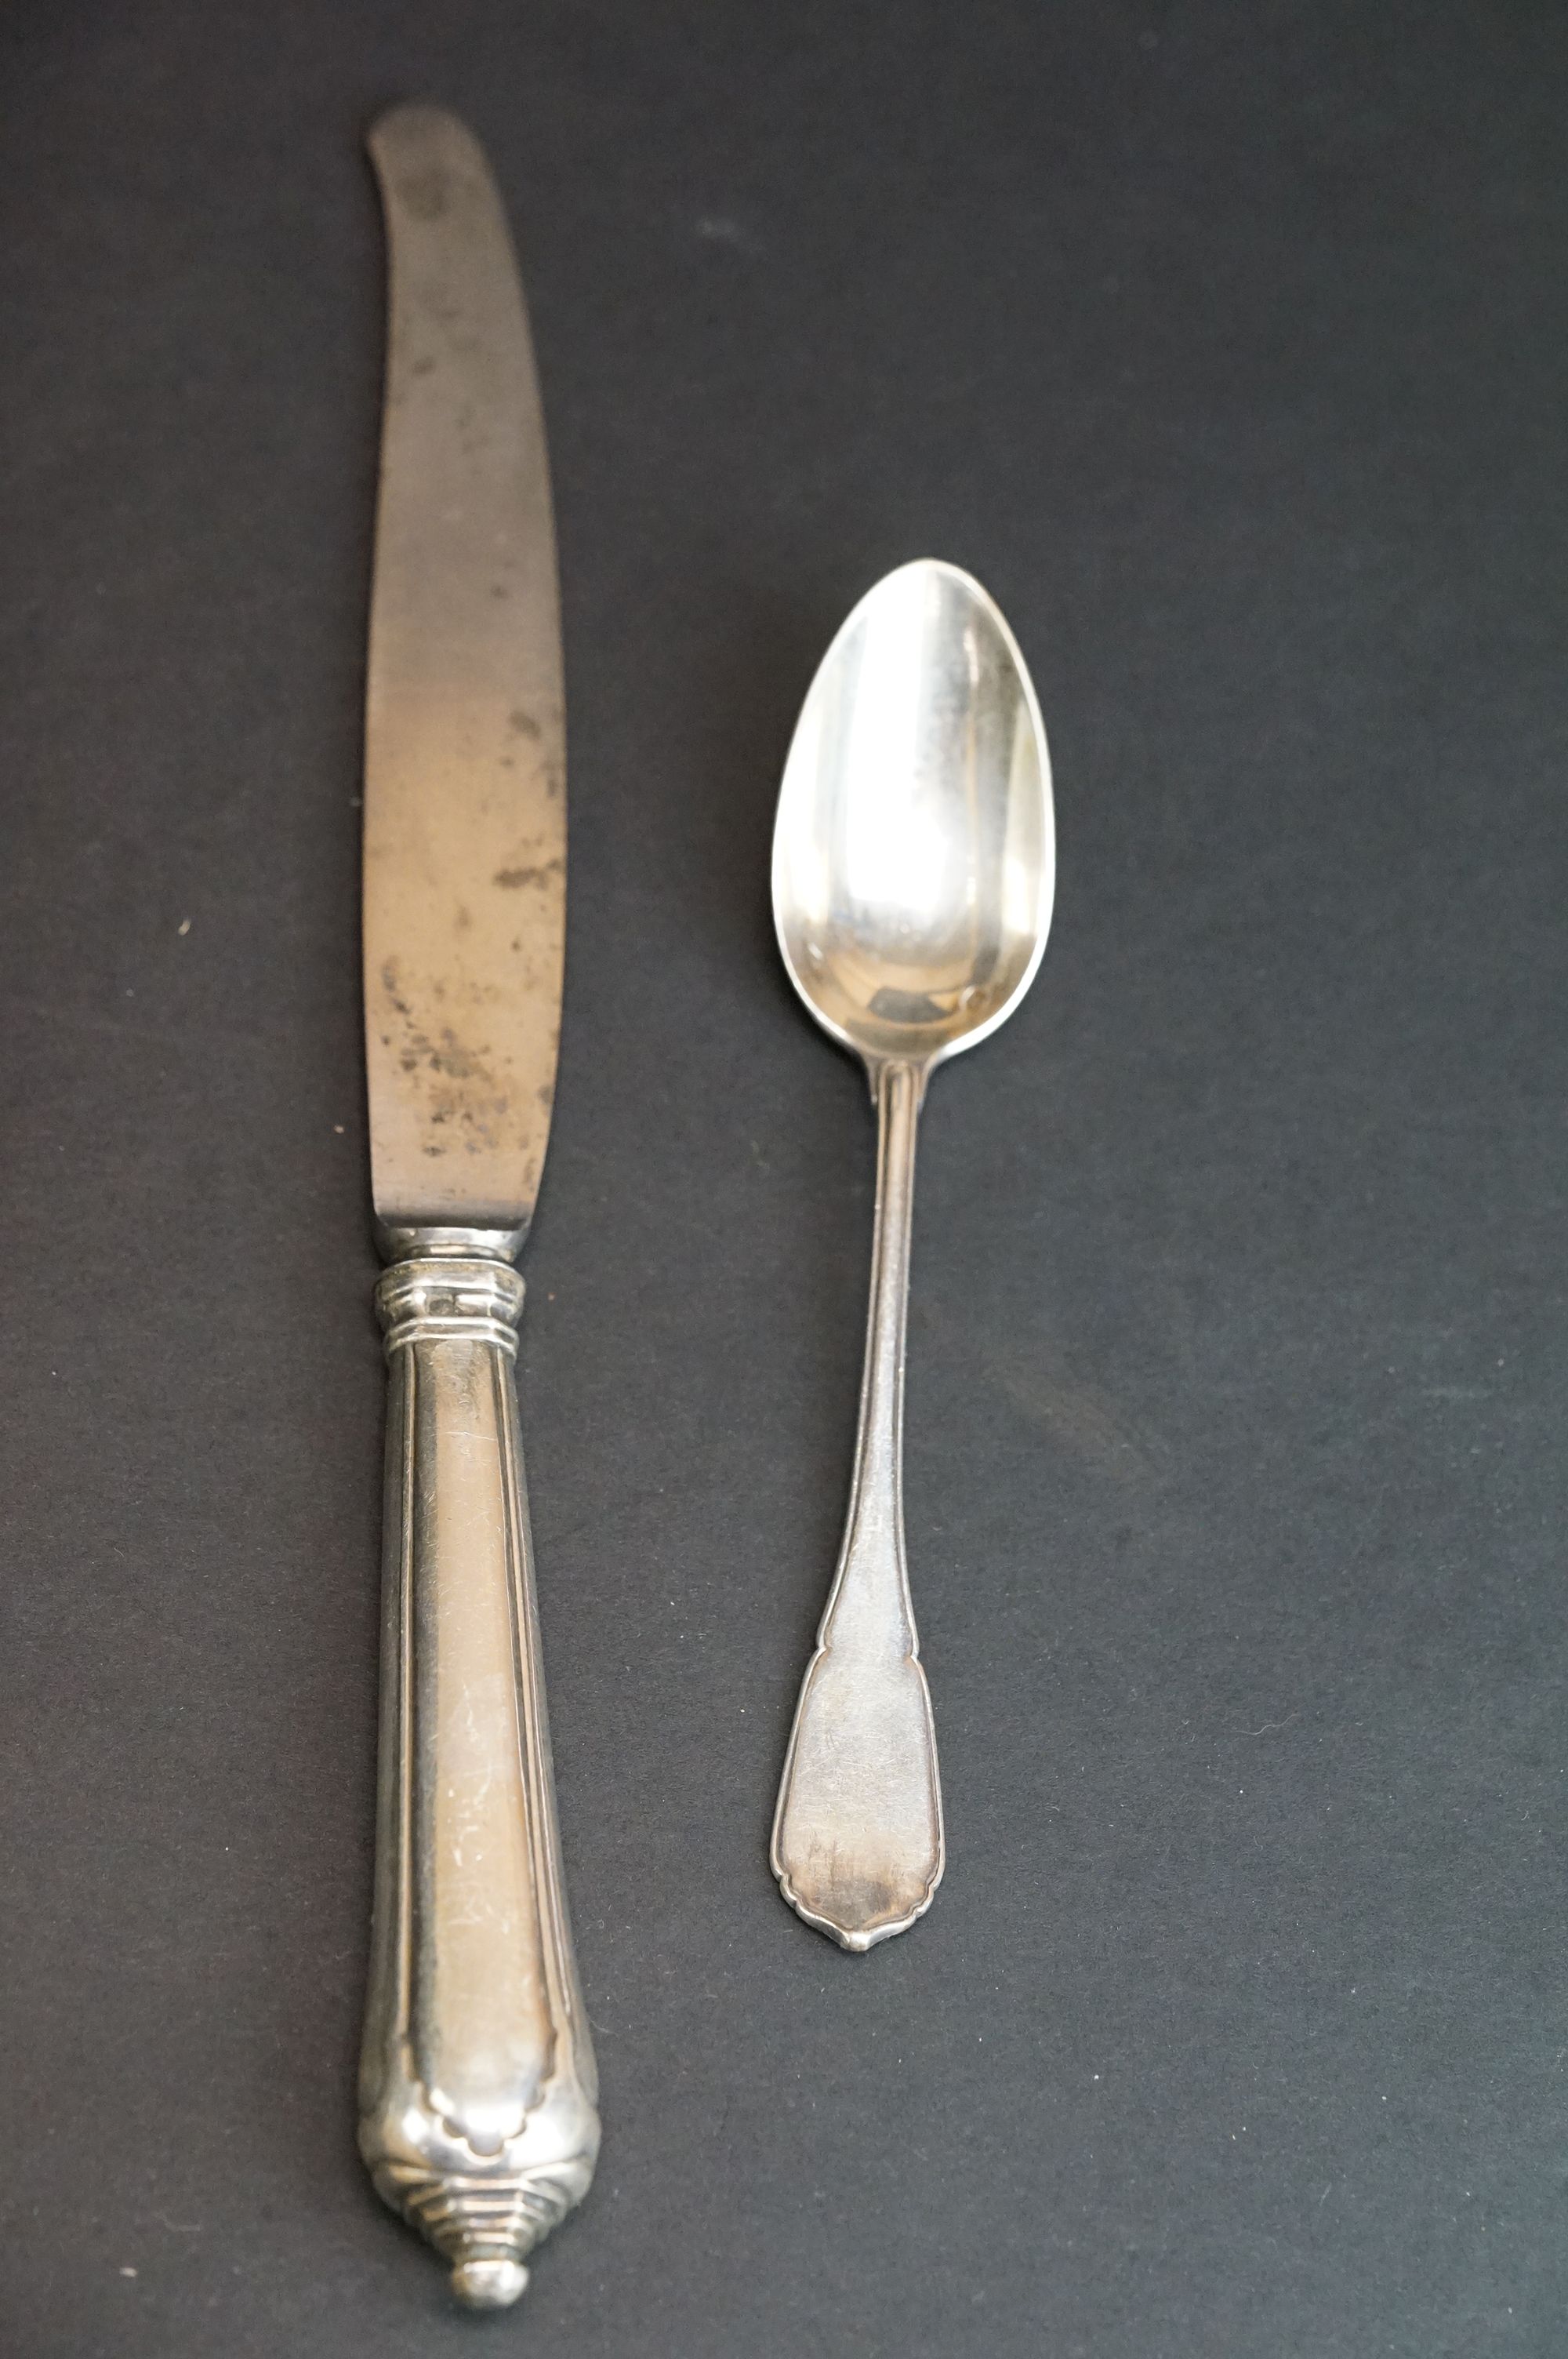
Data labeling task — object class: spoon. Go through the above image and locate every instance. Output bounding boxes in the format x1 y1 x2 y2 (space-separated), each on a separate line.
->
769 558 1055 1950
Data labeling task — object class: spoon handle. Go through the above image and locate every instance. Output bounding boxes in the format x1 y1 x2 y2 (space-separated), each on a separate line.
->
771 1058 945 1950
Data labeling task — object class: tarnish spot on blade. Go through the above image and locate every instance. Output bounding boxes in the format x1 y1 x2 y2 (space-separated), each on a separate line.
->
493 857 564 891
380 959 513 1156
501 707 563 797
397 166 451 221
423 1034 491 1081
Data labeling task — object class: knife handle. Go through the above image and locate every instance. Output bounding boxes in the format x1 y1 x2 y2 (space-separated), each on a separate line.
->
358 1245 598 2310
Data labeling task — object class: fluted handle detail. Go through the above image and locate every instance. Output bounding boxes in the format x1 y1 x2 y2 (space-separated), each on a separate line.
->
358 1250 598 2309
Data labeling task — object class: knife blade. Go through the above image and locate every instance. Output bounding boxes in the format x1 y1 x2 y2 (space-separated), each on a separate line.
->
355 103 598 2312
363 104 564 1234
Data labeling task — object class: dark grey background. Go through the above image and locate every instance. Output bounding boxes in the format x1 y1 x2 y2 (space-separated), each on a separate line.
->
3 2 1566 2352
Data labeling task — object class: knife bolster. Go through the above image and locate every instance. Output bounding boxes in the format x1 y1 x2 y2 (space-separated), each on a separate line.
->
375 1219 530 1265
359 1248 599 2307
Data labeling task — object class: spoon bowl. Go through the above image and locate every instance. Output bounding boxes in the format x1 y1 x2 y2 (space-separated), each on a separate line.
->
773 558 1054 1078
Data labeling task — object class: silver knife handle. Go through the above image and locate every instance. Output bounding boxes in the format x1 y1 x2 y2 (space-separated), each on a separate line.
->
771 1059 945 1950
358 1245 598 2309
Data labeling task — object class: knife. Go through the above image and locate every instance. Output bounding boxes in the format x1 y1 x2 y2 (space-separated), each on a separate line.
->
355 104 597 2310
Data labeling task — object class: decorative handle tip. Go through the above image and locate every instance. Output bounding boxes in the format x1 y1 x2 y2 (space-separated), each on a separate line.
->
452 2257 529 2310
